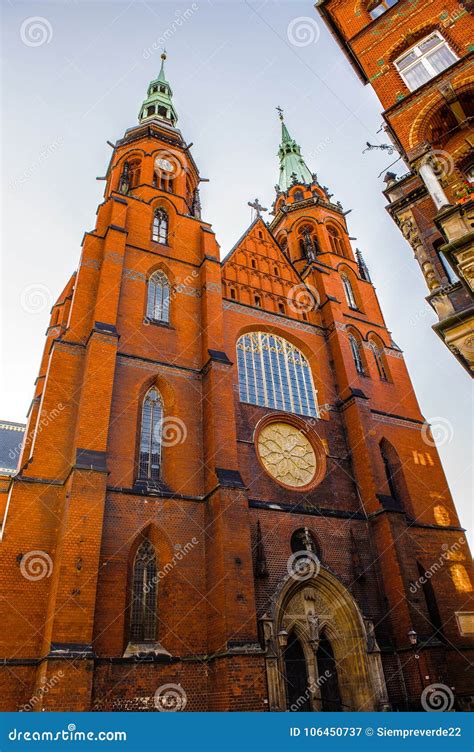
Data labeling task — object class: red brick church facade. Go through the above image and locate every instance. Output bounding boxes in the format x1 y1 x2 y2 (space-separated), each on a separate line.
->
1 56 472 712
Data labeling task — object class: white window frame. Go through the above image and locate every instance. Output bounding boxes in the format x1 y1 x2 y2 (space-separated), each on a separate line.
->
394 32 458 92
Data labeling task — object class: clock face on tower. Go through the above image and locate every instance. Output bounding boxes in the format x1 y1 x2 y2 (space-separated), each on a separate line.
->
154 156 174 173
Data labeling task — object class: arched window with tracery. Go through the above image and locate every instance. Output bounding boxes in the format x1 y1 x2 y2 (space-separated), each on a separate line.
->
138 387 163 481
341 274 357 309
236 332 318 417
369 339 389 381
128 159 141 189
348 334 365 375
327 225 345 256
130 539 157 642
146 270 171 323
152 208 168 244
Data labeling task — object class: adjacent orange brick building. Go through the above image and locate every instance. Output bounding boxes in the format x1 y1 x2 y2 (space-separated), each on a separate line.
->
1 53 472 713
316 0 474 373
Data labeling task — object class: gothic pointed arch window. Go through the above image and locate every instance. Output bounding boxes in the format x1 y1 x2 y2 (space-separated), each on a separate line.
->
146 270 171 323
138 387 163 481
416 561 443 636
130 539 157 642
369 338 389 381
278 235 288 254
152 208 168 244
348 334 365 375
327 225 345 256
341 274 358 309
236 332 318 417
379 438 408 511
128 159 141 189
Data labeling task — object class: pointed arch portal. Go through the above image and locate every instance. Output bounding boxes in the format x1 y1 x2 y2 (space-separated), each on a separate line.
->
261 567 389 712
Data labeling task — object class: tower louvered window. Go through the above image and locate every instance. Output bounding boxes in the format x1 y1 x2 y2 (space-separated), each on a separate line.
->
152 208 168 244
236 332 318 417
130 540 157 642
138 387 163 481
146 270 170 323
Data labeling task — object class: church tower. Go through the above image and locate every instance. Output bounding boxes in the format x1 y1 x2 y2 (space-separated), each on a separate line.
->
1 59 472 713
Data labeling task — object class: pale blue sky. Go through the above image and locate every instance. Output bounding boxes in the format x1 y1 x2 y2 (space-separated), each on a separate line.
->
1 0 472 542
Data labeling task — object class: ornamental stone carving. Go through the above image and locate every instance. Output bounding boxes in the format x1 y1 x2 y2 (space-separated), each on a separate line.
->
257 422 316 488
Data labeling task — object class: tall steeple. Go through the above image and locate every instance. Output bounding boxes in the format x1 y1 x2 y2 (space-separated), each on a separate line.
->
276 107 313 191
139 52 178 126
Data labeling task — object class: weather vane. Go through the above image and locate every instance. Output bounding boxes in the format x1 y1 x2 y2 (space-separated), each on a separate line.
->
362 141 398 155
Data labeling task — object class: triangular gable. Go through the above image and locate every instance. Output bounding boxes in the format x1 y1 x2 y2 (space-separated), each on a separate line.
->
221 218 319 321
222 217 303 288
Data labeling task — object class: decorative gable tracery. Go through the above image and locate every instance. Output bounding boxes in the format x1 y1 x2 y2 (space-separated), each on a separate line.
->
222 220 314 321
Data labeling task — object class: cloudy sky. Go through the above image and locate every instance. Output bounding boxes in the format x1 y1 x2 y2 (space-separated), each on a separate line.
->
1 0 472 541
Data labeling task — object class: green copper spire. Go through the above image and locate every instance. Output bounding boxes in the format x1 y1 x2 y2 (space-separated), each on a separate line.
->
276 107 313 192
139 52 178 126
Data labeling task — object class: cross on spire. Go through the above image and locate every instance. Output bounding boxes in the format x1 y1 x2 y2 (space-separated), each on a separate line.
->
248 197 268 220
276 105 284 120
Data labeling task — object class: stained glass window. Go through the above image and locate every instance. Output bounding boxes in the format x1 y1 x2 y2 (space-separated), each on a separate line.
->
130 540 157 642
138 387 163 481
236 332 318 417
147 271 170 323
